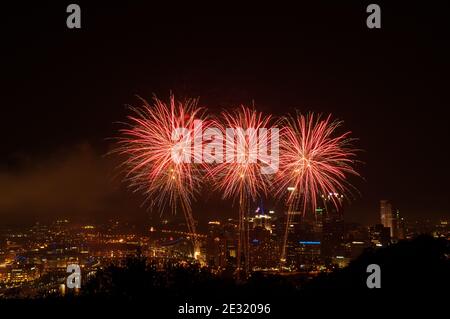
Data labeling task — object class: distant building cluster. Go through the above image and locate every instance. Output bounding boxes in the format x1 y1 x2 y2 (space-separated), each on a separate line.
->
0 199 448 298
203 196 449 274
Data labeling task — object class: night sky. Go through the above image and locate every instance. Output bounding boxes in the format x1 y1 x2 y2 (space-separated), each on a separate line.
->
1 2 448 226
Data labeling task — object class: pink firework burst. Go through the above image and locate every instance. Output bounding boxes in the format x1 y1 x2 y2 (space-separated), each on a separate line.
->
276 112 359 214
207 106 275 207
115 95 209 248
206 105 276 274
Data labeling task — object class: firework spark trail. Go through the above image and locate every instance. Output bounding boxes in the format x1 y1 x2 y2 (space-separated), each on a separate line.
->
115 95 209 254
207 106 275 275
275 113 359 263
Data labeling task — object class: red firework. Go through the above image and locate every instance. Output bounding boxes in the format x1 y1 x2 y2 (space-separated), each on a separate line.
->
276 113 358 263
206 106 275 274
276 112 359 213
115 95 209 251
207 106 274 207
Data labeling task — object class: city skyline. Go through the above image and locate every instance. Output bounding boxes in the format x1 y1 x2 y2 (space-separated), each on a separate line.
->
0 2 448 310
1 202 448 297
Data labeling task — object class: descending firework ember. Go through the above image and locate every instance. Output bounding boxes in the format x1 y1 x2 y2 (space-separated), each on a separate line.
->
207 106 276 274
276 113 359 262
115 95 207 255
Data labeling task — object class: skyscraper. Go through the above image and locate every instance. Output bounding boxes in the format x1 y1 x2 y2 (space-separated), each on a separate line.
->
321 193 345 260
391 209 401 241
380 200 393 237
252 214 272 232
205 221 227 268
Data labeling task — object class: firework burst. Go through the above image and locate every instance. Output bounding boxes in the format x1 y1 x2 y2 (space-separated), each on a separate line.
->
207 106 274 204
207 106 275 274
276 113 358 212
115 95 208 253
276 112 359 262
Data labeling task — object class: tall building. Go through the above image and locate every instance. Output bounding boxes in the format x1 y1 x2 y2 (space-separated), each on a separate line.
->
321 193 345 261
252 214 272 232
397 213 407 240
222 219 239 268
284 211 322 270
380 200 393 238
249 209 279 270
205 221 227 268
391 209 404 241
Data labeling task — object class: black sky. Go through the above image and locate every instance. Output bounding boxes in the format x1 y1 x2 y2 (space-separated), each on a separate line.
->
1 2 449 225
